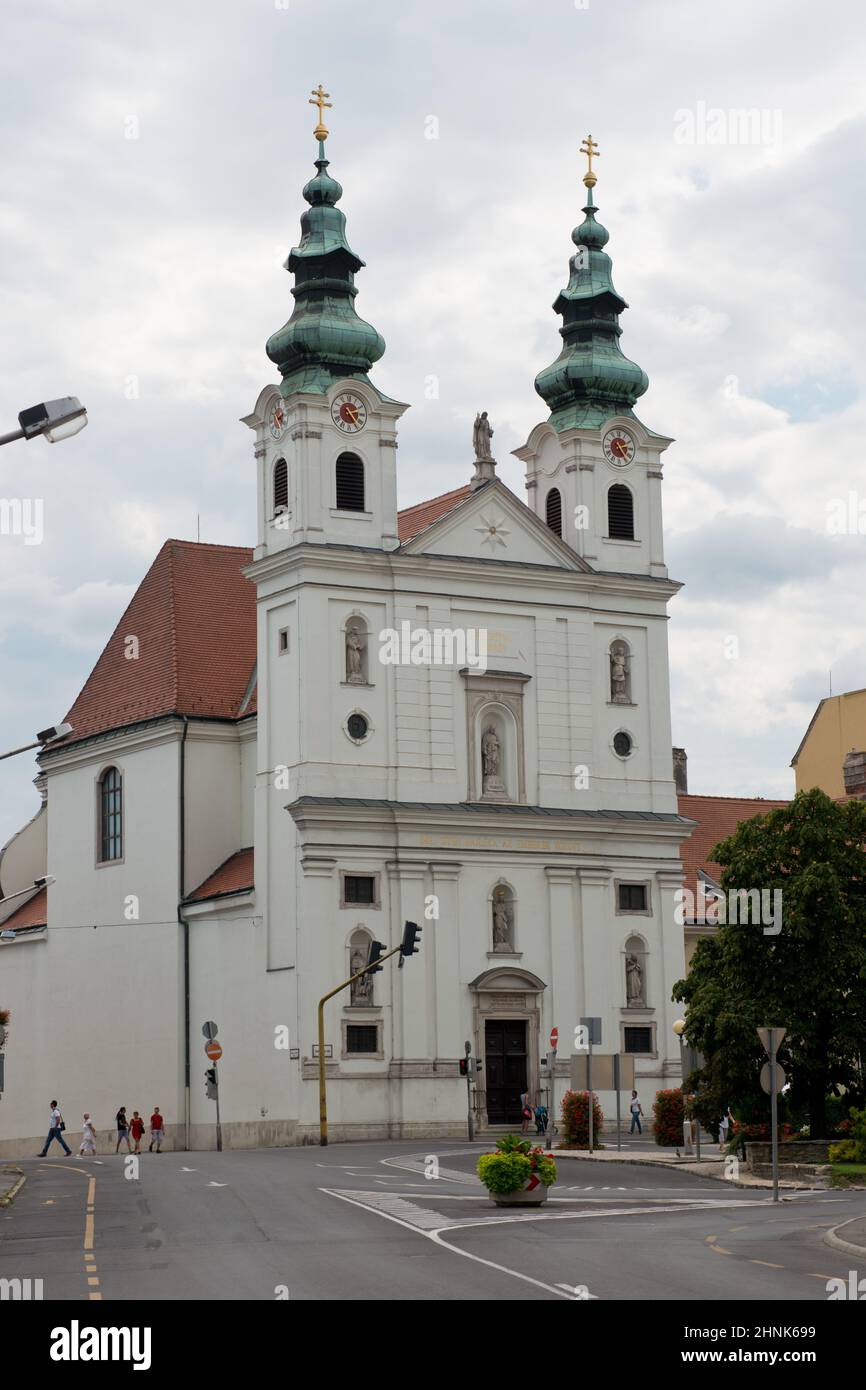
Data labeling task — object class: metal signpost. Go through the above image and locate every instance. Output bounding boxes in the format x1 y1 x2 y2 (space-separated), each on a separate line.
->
758 1026 787 1203
580 1017 602 1152
202 1023 222 1152
547 1027 558 1149
464 1040 474 1141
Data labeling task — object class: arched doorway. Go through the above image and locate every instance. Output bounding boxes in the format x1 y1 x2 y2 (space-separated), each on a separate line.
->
468 967 546 1127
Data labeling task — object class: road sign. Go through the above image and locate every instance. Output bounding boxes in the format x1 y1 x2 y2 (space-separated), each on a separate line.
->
580 1016 602 1045
202 1021 218 1040
757 1026 786 1054
760 1061 787 1094
549 1027 559 1050
205 1040 223 1062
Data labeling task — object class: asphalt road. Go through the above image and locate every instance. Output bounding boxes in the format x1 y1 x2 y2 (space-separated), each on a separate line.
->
1 1143 863 1302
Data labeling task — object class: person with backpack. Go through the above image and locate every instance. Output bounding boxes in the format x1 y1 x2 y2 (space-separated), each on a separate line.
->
115 1106 132 1153
629 1090 644 1135
129 1110 146 1154
38 1100 71 1157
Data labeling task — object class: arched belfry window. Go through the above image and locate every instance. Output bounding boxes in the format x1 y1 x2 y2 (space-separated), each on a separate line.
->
545 487 562 537
98 767 123 863
273 458 288 514
335 453 365 512
608 483 635 540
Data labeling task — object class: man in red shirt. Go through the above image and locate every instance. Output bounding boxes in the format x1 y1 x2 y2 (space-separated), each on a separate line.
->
149 1107 165 1153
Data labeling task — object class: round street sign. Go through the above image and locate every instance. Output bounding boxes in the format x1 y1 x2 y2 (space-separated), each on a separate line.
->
760 1061 786 1094
205 1040 223 1062
202 1021 218 1040
550 1027 559 1050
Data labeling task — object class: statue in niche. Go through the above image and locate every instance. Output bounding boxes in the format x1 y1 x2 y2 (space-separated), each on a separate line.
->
473 411 494 461
350 947 373 1005
492 891 512 951
625 953 644 1006
481 724 504 792
610 644 630 704
346 626 365 685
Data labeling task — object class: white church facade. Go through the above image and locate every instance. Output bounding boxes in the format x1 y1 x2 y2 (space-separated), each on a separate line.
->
0 116 694 1154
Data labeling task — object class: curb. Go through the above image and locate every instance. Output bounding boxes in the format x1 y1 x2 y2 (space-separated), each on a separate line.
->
823 1217 866 1260
0 1166 26 1207
553 1150 808 1192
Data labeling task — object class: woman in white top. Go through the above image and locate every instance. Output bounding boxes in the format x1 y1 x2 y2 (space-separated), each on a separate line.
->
78 1113 97 1156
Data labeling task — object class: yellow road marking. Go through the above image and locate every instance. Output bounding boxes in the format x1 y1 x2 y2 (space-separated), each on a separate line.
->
750 1259 784 1268
87 1276 99 1286
709 1244 733 1255
88 1292 102 1301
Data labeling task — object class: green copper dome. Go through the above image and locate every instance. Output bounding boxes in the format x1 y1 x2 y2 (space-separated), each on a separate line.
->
266 141 385 396
535 186 648 431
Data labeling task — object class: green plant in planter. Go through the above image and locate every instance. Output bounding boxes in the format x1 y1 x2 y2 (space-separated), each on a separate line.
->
477 1135 557 1193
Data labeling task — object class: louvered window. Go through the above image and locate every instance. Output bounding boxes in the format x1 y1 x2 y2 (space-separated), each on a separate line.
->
273 458 288 513
335 453 365 511
545 487 562 537
608 484 635 540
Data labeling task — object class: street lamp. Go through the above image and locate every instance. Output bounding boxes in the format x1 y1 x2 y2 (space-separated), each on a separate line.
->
0 723 73 762
672 1018 701 1159
0 397 88 448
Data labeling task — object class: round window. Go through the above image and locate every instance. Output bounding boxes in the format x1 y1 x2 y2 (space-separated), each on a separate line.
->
613 731 633 757
347 713 369 741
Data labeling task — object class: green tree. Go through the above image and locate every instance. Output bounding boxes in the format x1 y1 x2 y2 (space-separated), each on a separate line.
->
673 789 866 1138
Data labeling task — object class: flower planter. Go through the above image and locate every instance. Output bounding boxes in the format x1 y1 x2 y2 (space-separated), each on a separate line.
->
491 1181 549 1207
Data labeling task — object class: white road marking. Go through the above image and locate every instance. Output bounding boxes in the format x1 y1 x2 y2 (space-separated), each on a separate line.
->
206 1182 229 1188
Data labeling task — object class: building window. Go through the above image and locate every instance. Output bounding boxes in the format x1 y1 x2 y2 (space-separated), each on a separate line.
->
608 483 635 540
273 458 288 514
98 767 123 863
278 627 289 655
347 713 369 741
545 487 562 537
617 882 649 913
624 1026 654 1054
346 1024 379 1054
335 453 365 511
342 874 378 907
613 730 633 758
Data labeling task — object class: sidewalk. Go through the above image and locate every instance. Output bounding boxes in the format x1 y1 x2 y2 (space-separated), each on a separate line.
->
551 1145 822 1191
0 1165 26 1207
824 1215 866 1258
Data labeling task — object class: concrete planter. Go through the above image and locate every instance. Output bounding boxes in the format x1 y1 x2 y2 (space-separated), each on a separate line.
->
490 1181 549 1207
746 1140 835 1170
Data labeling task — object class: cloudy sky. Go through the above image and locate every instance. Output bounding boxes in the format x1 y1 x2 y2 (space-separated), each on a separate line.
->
1 0 865 847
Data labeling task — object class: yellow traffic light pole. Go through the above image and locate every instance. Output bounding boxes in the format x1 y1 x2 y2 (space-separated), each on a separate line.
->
317 943 404 1146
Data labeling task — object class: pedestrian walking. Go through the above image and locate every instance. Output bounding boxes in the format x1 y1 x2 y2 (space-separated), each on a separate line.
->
115 1106 132 1153
629 1090 644 1135
78 1113 97 1157
719 1106 734 1146
149 1107 165 1152
38 1100 71 1157
129 1111 145 1154
520 1090 533 1134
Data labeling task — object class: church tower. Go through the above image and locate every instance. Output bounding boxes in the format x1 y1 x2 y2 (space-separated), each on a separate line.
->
514 136 671 579
243 87 407 557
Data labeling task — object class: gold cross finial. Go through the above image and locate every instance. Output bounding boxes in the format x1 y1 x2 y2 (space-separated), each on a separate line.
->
580 133 600 188
309 84 332 142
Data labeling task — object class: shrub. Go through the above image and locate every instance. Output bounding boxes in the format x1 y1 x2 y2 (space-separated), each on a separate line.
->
561 1090 604 1147
847 1105 866 1162
829 1140 857 1164
653 1088 684 1146
476 1135 557 1192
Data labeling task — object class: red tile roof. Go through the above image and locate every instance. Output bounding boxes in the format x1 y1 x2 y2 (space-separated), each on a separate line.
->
60 541 256 746
678 793 790 917
1 886 47 930
187 848 254 902
397 485 472 542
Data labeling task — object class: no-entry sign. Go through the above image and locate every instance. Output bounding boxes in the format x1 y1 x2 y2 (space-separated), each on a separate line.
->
549 1027 559 1050
205 1040 223 1062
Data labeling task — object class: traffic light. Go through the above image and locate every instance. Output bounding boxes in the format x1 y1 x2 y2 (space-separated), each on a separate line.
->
205 1067 217 1099
366 940 386 973
400 920 421 959
459 1058 469 1077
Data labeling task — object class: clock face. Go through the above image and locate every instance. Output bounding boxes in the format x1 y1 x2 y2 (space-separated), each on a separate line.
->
603 427 636 467
269 401 288 440
331 391 368 435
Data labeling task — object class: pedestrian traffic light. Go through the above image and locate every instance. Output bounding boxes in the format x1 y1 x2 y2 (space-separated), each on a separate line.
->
459 1058 469 1076
366 940 386 973
205 1067 217 1099
400 920 421 958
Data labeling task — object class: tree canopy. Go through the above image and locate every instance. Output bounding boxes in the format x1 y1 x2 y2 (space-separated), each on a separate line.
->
673 788 866 1137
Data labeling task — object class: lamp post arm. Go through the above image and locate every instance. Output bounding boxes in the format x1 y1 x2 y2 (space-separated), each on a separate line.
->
317 943 404 1146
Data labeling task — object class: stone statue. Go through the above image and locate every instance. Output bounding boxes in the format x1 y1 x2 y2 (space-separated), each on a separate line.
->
350 947 373 1004
626 953 644 1005
610 646 629 703
492 893 511 949
481 724 502 791
346 626 365 685
473 411 494 461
